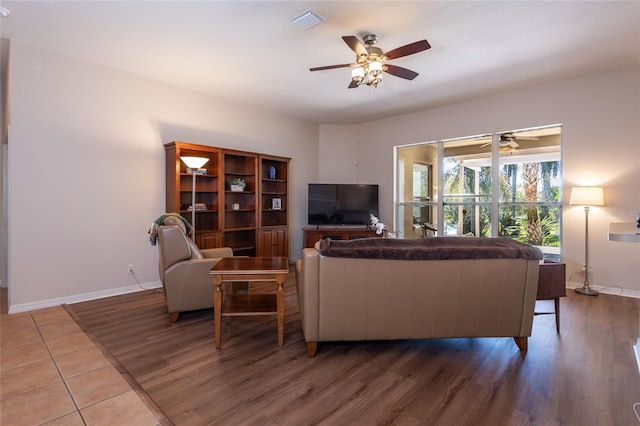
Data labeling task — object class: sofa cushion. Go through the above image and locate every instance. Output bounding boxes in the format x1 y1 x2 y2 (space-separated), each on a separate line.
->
317 237 542 261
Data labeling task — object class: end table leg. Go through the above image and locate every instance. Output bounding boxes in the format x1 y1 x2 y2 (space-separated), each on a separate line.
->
276 273 285 346
554 297 561 334
214 276 223 349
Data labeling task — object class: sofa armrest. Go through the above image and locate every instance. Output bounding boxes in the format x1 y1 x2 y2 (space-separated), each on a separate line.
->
296 248 320 343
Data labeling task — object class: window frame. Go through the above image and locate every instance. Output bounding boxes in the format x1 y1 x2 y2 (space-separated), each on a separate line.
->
395 126 563 260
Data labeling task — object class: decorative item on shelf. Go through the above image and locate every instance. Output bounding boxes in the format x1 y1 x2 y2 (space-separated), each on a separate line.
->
229 178 246 192
180 156 210 239
269 165 276 180
232 203 240 211
569 185 605 296
369 214 398 238
187 167 207 175
188 202 207 211
272 198 282 210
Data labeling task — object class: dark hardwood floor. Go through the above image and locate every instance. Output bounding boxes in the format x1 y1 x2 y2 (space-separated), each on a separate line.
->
66 271 640 425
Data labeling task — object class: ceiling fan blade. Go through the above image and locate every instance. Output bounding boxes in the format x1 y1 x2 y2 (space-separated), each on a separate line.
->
309 63 352 72
508 141 520 148
384 64 419 80
348 79 361 89
384 40 431 60
342 35 367 57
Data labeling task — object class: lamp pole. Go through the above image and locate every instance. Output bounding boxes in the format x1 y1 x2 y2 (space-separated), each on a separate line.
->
191 170 197 239
180 156 210 242
575 205 598 296
570 186 604 297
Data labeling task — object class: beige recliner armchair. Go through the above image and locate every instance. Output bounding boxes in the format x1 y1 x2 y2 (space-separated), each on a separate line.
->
157 225 232 322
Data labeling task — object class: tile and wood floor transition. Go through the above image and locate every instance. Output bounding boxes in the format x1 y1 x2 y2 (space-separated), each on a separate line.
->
70 273 640 425
3 273 640 425
0 287 167 425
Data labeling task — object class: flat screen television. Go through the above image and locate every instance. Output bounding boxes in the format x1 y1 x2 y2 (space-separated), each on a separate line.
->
308 183 378 226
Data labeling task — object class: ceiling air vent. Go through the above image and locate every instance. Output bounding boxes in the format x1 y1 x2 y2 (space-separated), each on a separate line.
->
291 9 325 30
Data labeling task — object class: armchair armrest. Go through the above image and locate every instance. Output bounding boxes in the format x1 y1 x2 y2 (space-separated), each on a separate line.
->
201 247 233 259
163 257 223 314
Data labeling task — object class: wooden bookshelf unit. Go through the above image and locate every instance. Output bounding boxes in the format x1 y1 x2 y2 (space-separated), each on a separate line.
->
165 141 290 257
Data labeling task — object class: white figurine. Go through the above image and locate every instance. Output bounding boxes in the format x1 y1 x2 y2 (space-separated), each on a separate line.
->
369 214 386 235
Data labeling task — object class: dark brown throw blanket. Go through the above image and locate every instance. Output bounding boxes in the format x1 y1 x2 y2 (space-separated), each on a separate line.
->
317 237 543 261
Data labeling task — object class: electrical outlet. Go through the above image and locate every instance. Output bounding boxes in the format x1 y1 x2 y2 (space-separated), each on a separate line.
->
127 264 134 274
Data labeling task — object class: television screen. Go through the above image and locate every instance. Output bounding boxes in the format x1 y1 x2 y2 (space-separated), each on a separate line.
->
308 184 379 225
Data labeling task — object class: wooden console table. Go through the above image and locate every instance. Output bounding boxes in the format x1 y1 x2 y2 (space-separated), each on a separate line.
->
209 256 289 349
303 226 383 248
536 261 566 333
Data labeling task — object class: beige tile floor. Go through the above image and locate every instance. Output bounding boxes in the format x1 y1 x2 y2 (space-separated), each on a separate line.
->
1 288 164 425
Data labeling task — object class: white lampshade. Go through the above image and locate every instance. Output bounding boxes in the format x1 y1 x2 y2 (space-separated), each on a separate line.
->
351 66 365 81
180 156 209 169
369 61 383 76
569 186 604 206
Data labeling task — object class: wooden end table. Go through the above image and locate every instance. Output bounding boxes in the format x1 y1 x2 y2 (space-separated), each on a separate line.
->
209 256 289 349
535 260 566 333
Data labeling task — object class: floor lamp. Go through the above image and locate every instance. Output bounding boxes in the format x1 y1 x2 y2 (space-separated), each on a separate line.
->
180 156 210 241
569 186 604 296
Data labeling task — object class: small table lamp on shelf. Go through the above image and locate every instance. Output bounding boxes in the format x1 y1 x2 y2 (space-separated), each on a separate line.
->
569 186 604 296
180 156 210 240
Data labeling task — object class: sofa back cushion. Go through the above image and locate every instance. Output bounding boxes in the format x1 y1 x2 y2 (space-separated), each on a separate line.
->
317 237 543 261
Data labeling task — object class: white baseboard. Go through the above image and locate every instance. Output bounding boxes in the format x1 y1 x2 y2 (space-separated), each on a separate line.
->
7 279 638 314
7 281 163 314
565 281 640 298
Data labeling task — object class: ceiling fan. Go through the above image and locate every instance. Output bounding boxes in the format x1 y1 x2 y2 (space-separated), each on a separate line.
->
481 133 539 149
310 34 431 89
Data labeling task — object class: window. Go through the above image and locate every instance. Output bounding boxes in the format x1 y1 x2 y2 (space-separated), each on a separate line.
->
412 163 432 225
395 126 562 260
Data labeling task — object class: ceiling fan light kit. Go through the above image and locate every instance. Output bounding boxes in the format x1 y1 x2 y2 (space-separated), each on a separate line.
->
368 61 383 76
351 66 365 82
311 34 431 89
351 61 384 87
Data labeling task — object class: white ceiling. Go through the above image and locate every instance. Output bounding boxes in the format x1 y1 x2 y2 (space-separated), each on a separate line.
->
1 1 639 124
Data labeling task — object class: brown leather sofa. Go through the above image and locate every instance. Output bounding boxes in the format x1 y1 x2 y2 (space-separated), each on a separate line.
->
296 237 541 356
157 225 233 322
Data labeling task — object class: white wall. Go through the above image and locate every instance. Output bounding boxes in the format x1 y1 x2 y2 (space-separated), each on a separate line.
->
7 38 639 310
7 41 318 312
1 38 9 290
321 67 640 296
318 125 358 183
